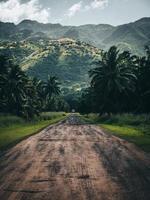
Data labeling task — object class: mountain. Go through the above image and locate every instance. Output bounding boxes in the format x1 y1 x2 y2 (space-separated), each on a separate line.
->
63 24 115 49
0 22 18 39
17 20 115 50
103 18 150 55
0 17 150 54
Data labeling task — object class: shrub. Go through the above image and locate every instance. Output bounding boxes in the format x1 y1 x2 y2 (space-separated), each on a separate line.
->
0 114 24 127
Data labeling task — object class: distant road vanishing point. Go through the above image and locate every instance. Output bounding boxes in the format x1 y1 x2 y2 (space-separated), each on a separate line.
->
0 115 150 200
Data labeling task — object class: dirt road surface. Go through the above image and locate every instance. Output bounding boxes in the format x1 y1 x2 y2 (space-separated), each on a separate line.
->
0 115 150 200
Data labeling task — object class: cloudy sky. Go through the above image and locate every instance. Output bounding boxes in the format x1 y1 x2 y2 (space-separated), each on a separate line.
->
0 0 150 25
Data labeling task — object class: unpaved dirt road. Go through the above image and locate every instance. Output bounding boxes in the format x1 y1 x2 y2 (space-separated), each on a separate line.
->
0 115 150 200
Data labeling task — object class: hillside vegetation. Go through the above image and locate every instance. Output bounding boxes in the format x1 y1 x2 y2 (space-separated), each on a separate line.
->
0 39 101 88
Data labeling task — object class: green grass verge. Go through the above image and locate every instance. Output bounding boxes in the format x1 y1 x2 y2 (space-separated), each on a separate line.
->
80 113 150 152
0 113 67 152
101 124 150 152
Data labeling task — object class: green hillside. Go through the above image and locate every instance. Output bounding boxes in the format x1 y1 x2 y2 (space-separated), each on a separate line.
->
0 38 101 89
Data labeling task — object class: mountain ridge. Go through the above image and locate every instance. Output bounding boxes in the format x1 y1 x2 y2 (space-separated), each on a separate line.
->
0 17 150 55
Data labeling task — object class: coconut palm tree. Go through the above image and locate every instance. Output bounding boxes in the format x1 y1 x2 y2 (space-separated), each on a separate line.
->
45 75 61 98
0 55 9 111
44 75 61 110
0 57 41 119
4 64 27 115
136 46 150 112
21 78 42 119
89 46 137 114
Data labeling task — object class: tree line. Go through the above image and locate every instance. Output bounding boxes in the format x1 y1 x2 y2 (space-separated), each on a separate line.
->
0 55 69 119
1 45 150 117
79 46 150 114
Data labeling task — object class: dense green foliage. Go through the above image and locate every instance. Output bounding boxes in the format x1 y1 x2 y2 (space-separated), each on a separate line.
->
82 113 150 125
1 44 150 115
0 39 100 89
79 46 150 114
0 56 69 119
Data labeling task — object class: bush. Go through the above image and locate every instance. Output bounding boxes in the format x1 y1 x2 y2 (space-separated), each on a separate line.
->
39 112 66 121
82 113 150 126
0 112 67 127
99 113 150 126
0 114 24 127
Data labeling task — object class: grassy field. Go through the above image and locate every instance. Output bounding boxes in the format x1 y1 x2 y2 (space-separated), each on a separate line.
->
0 112 67 152
81 113 150 152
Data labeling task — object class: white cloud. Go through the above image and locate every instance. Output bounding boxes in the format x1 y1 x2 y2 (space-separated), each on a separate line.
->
65 0 108 18
0 0 50 24
91 0 108 9
66 1 82 17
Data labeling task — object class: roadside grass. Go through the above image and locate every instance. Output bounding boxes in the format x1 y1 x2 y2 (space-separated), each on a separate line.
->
101 124 150 152
80 113 150 152
0 112 67 151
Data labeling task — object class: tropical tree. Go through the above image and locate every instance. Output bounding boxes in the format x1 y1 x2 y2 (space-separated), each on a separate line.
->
44 75 61 110
45 75 61 98
89 46 137 114
2 63 27 115
78 88 93 114
31 77 45 108
0 55 65 118
21 78 42 120
0 55 42 119
0 55 10 111
136 46 150 112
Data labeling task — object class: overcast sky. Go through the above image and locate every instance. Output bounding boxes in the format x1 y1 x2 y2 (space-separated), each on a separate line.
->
0 0 150 25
